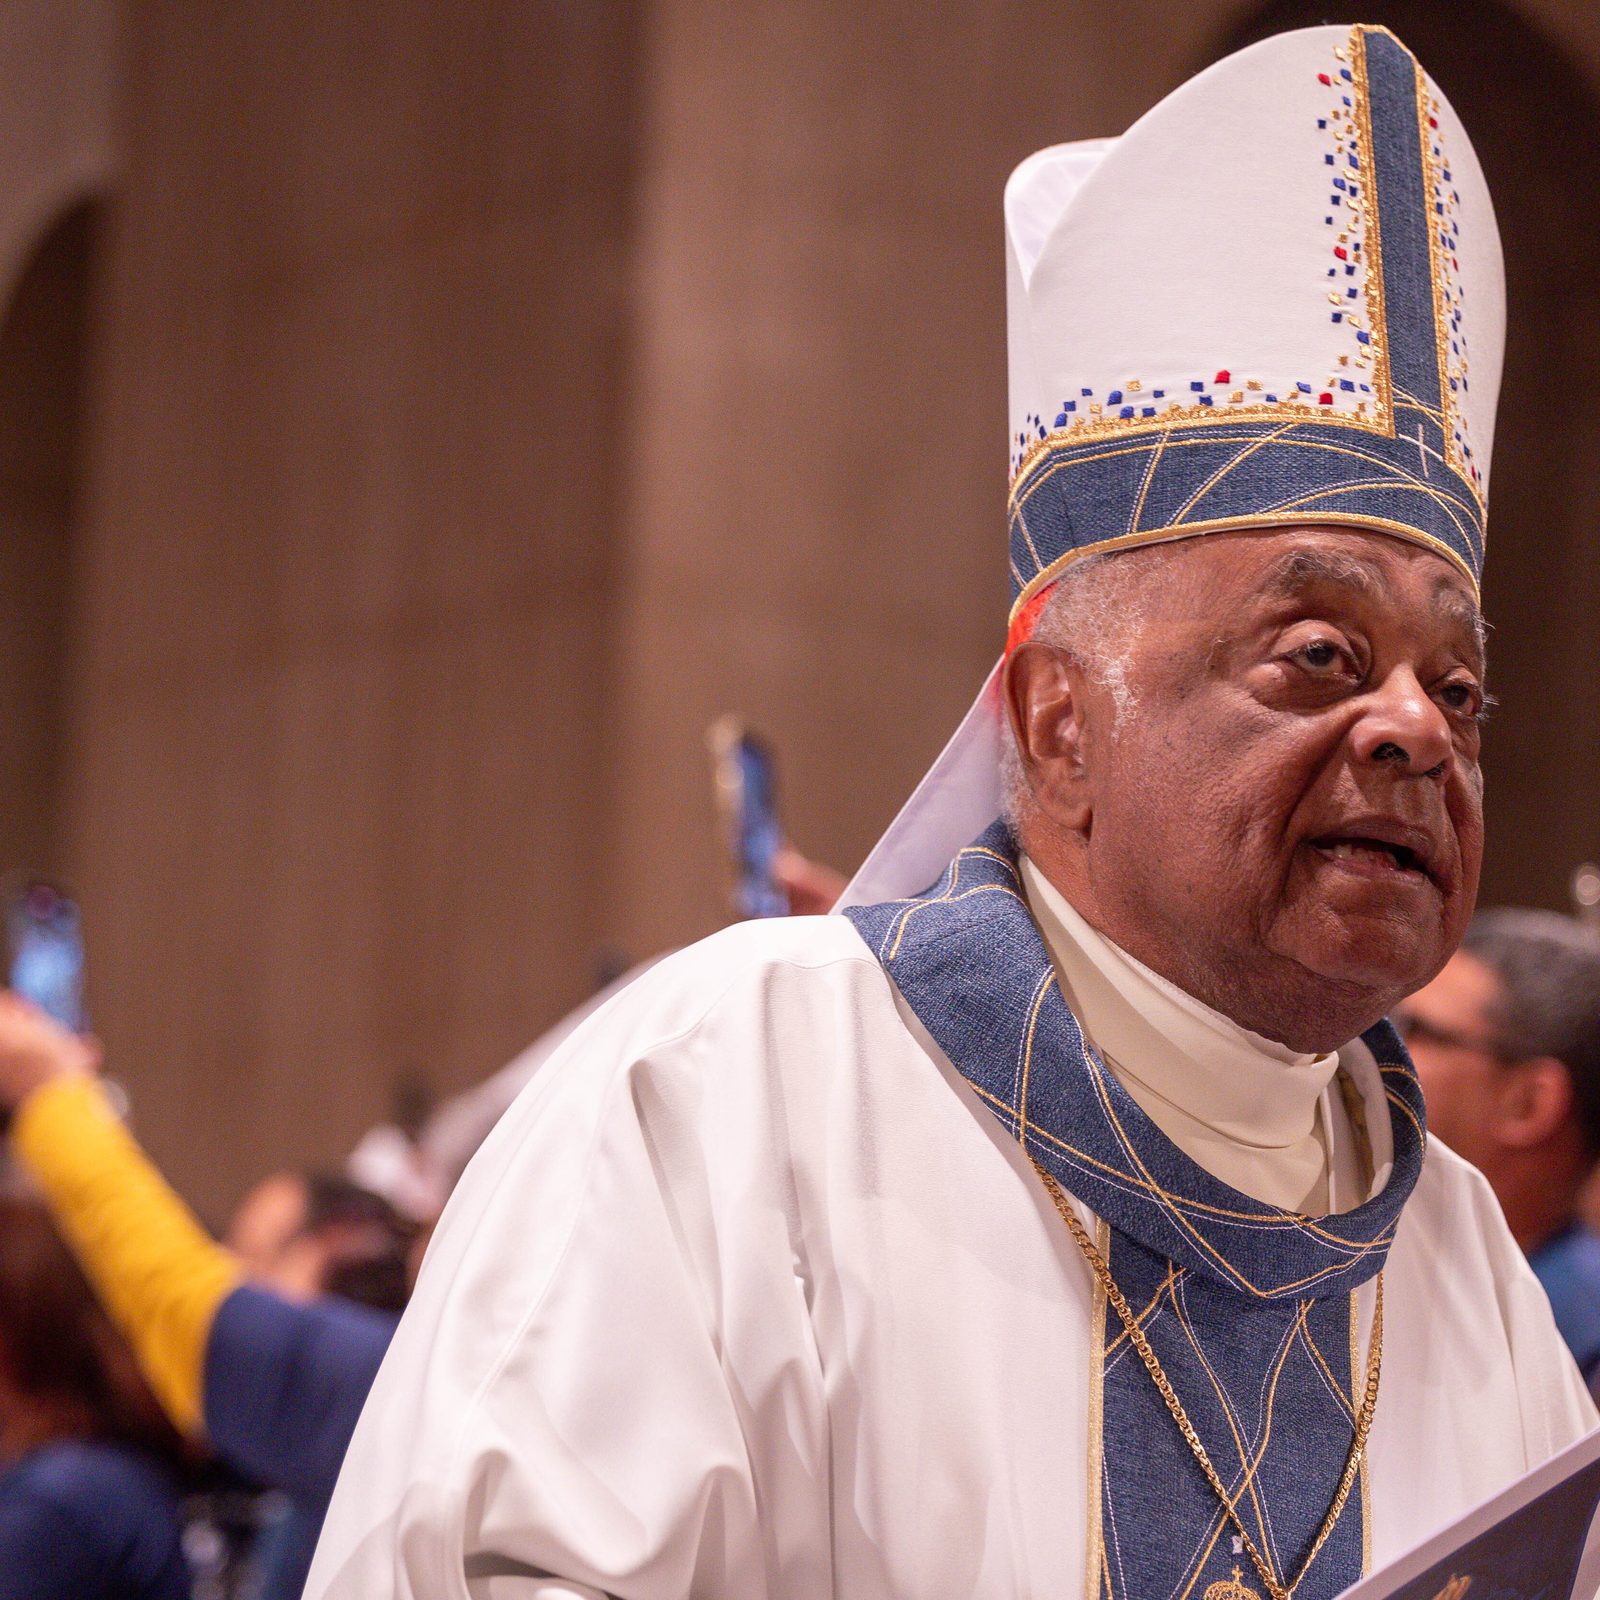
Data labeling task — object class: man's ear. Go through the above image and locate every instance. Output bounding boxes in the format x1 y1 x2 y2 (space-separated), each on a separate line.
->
1499 1057 1576 1150
1003 641 1094 834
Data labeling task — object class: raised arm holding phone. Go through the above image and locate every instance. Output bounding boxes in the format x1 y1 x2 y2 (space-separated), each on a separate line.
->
0 994 395 1600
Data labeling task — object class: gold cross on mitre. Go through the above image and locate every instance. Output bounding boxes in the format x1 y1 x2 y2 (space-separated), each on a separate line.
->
1203 1567 1262 1600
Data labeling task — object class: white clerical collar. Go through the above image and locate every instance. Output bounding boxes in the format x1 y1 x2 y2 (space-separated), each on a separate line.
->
1019 855 1352 1211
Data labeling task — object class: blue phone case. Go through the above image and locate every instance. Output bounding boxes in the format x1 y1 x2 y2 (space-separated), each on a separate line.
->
6 882 87 1033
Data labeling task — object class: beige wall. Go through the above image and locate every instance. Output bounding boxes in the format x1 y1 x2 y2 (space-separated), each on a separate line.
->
0 0 1594 1215
64 3 641 1215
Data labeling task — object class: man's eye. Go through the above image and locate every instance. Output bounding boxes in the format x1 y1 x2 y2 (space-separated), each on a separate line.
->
1438 680 1488 718
1270 624 1364 685
1291 640 1348 672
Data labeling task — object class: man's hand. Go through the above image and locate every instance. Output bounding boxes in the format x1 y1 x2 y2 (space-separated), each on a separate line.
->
0 992 100 1113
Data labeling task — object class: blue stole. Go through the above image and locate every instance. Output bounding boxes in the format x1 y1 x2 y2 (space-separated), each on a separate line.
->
844 823 1425 1600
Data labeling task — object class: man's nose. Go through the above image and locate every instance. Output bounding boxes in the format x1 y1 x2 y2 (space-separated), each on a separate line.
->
1349 667 1453 776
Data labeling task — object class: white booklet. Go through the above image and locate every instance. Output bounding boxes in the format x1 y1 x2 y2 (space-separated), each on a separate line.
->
1336 1428 1600 1600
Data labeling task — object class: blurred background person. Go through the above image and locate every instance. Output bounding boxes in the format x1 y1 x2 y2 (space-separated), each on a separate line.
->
0 845 841 1600
415 844 850 1193
0 1195 192 1600
226 1168 415 1314
1397 908 1600 1383
0 993 397 1600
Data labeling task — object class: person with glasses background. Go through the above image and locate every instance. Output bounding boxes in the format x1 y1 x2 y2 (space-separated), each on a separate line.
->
1397 908 1600 1387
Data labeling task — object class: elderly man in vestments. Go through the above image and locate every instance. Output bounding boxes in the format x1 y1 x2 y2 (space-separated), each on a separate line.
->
308 24 1596 1600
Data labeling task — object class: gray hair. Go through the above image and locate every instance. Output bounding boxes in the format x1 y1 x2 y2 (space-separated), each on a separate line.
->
1463 908 1600 1153
999 542 1179 829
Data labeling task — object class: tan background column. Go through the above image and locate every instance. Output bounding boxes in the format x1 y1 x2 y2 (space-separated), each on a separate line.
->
63 3 641 1215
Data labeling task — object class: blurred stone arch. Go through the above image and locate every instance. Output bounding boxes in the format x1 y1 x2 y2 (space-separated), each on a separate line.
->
0 196 106 880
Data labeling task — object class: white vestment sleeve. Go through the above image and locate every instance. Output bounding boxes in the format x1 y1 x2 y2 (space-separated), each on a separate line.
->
304 957 835 1599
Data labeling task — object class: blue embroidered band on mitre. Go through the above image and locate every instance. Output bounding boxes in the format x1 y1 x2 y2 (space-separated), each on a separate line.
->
1008 27 1484 622
844 823 1426 1600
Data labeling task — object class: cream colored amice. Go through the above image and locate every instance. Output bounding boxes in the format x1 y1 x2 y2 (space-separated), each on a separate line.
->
1019 855 1366 1215
305 915 1594 1599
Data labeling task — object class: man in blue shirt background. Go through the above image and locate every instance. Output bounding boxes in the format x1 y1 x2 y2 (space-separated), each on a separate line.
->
1399 907 1600 1385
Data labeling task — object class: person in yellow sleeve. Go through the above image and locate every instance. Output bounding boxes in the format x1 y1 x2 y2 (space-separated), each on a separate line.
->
0 993 398 1600
0 1195 194 1600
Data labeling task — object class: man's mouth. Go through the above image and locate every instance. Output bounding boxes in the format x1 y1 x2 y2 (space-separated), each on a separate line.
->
1307 829 1435 883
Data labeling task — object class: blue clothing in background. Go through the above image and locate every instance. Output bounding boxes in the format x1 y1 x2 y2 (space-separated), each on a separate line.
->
1529 1220 1600 1383
0 1439 189 1600
203 1283 396 1600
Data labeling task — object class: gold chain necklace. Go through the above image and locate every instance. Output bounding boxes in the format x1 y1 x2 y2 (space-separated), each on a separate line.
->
1032 1160 1383 1600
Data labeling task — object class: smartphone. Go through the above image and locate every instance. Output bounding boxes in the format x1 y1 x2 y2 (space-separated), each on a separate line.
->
4 878 88 1033
708 717 790 919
